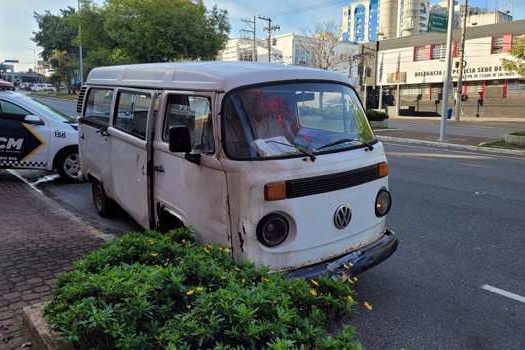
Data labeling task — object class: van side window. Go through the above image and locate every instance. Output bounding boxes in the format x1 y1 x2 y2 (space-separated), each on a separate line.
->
84 88 113 126
163 95 213 153
114 91 151 140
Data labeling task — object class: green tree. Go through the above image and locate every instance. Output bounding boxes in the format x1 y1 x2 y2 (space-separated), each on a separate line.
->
502 36 525 78
33 8 78 61
33 0 230 78
49 50 77 92
101 0 230 62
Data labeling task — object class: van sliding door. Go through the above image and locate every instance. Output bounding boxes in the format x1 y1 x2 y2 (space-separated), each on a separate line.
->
108 88 157 228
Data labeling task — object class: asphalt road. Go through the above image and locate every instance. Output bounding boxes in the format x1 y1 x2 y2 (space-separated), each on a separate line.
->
351 143 525 349
12 97 525 349
33 95 78 117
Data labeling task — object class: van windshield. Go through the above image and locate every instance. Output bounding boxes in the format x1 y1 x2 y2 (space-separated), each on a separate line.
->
223 82 375 160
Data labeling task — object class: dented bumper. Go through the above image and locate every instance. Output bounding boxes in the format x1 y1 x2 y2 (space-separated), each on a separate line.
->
286 229 398 279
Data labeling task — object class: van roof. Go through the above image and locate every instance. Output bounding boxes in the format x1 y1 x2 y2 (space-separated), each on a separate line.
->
85 61 350 92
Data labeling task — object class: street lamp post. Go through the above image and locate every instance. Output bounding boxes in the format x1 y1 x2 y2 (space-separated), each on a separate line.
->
78 0 84 84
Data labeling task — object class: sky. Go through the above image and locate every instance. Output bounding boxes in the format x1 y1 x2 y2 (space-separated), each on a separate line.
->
1 0 524 72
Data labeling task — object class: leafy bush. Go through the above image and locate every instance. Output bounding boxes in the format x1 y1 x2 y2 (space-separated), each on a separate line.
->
45 229 360 350
365 109 389 121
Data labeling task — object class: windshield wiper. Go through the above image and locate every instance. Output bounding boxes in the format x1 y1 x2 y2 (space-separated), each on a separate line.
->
265 140 316 161
316 138 374 152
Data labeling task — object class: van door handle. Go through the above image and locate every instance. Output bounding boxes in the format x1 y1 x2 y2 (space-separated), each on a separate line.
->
154 165 165 173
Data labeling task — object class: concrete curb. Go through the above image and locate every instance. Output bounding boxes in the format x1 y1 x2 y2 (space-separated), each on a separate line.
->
377 135 525 157
22 303 73 350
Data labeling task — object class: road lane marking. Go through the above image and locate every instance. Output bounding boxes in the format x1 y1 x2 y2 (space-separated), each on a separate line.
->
8 169 43 194
30 174 60 186
481 284 525 304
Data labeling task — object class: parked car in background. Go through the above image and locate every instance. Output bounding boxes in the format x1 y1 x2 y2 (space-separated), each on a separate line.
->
19 82 34 91
31 83 57 92
0 80 15 91
0 91 81 181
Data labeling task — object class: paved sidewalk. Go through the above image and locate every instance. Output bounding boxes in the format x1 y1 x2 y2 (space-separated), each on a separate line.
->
0 171 104 349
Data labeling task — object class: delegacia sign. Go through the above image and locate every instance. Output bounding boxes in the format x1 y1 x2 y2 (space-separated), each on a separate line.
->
410 63 519 83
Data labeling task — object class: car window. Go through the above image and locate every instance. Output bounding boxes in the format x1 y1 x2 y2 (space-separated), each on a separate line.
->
84 88 113 126
0 100 29 116
114 91 151 140
163 95 213 153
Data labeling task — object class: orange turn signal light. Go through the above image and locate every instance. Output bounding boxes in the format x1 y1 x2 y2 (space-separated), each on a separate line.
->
264 182 287 201
378 162 389 178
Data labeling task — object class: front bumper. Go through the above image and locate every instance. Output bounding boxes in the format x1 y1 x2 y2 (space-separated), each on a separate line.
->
287 229 398 279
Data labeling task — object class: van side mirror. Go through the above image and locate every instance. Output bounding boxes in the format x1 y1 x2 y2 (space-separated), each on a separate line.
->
24 115 45 126
169 126 192 153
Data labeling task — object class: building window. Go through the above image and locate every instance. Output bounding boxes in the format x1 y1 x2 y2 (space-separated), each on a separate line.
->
414 46 429 61
240 51 254 62
491 36 505 54
511 34 524 49
431 44 446 60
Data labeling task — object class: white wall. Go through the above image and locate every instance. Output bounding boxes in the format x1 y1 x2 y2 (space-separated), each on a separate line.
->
377 35 520 85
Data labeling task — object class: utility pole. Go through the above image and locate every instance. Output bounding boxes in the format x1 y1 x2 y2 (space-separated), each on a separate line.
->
258 16 280 63
395 52 401 117
359 46 367 110
77 0 84 84
378 53 384 112
241 17 257 62
454 0 468 121
439 0 455 141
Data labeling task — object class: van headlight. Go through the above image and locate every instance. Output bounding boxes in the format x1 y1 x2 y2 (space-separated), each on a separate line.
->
375 189 392 217
257 213 290 247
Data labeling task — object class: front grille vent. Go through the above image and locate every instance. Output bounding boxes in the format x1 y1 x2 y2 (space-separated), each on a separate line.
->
286 164 382 199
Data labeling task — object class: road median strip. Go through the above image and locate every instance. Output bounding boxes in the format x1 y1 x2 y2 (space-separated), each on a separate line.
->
378 135 525 157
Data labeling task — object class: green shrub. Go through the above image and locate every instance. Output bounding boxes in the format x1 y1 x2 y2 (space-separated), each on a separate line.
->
365 109 389 121
45 229 360 350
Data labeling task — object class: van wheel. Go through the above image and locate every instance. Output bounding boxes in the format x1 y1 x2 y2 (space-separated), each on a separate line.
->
56 148 82 182
92 180 115 217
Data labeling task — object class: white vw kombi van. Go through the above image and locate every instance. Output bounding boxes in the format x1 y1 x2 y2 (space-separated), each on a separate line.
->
78 62 397 278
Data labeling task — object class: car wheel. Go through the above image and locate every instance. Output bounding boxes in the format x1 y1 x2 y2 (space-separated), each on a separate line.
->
92 180 115 217
57 148 83 182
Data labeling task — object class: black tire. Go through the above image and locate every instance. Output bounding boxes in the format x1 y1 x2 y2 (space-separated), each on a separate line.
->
56 148 82 182
92 180 115 217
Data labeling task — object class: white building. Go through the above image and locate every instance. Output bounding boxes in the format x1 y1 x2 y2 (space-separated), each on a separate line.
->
218 34 317 67
396 0 431 38
467 10 512 27
375 20 525 118
217 38 272 63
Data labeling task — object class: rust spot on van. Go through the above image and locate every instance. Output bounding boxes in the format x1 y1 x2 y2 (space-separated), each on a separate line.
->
237 231 245 252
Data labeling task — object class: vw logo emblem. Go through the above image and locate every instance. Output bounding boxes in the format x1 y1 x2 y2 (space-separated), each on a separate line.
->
334 204 352 230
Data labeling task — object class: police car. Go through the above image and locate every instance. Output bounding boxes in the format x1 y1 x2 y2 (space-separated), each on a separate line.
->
0 91 81 181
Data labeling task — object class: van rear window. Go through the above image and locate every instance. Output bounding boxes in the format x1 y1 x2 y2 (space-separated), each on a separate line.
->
84 88 113 126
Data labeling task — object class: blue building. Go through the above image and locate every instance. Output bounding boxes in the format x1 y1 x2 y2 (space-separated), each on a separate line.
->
341 0 379 43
